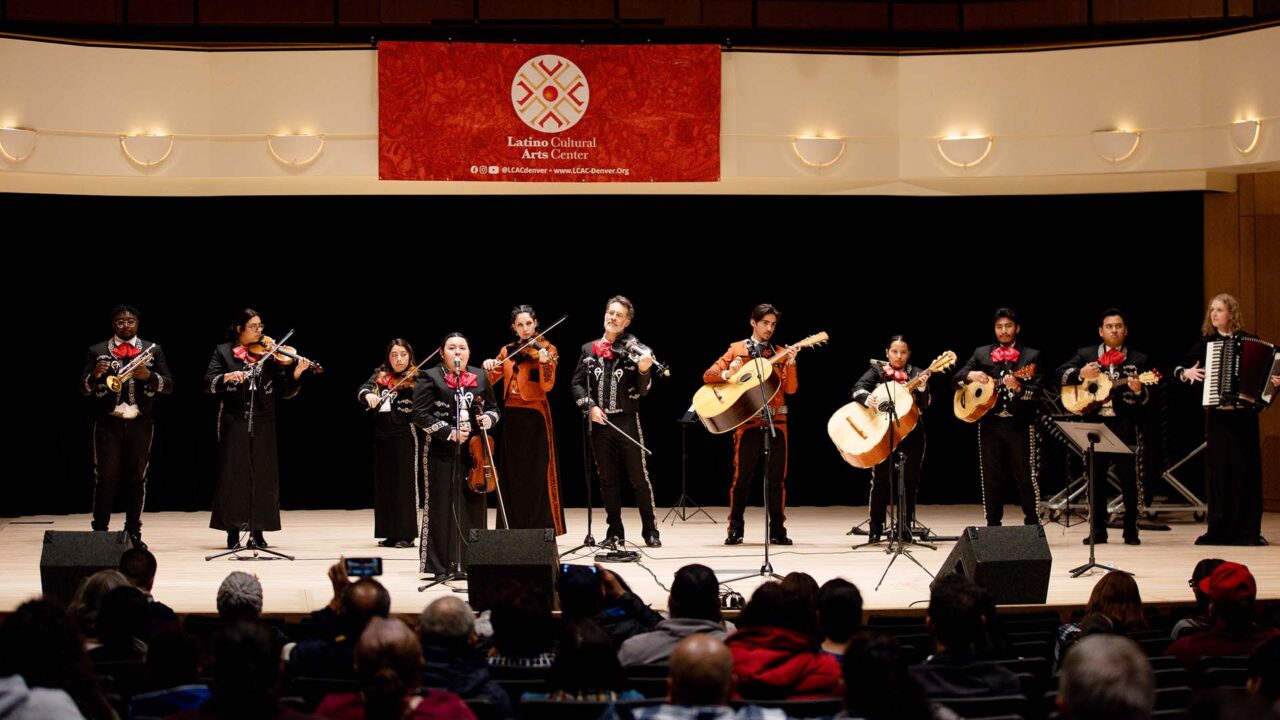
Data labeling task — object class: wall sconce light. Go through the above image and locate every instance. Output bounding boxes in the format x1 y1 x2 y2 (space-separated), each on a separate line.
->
1092 130 1141 163
0 127 38 162
937 135 993 168
1230 119 1260 155
267 133 325 167
120 134 174 168
791 136 846 168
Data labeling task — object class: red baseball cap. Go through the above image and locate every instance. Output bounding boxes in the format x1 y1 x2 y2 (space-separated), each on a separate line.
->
1198 562 1256 603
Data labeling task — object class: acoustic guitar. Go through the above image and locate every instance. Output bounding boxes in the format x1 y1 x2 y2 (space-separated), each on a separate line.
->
1060 369 1161 414
828 351 957 469
953 363 1037 423
692 332 829 434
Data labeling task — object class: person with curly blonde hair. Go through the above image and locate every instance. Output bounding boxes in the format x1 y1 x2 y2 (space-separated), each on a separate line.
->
1175 293 1280 546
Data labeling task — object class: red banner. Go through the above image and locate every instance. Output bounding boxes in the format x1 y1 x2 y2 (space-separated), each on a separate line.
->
379 43 720 182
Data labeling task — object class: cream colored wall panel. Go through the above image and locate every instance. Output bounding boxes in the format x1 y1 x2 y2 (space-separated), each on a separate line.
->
1 27 1277 194
208 50 377 136
0 40 92 133
724 52 899 137
1199 27 1280 170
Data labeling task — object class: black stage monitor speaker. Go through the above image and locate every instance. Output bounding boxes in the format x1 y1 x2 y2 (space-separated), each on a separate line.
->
40 530 133 606
933 525 1052 605
466 528 559 611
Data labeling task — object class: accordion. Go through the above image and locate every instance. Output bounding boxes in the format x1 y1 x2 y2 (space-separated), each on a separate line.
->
1202 336 1279 409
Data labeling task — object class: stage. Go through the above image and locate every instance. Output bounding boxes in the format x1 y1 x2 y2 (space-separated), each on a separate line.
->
3 506 1276 618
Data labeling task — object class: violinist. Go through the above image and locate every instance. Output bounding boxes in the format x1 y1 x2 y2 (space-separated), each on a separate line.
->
570 296 662 548
412 333 500 578
359 339 425 549
482 305 565 535
204 308 312 550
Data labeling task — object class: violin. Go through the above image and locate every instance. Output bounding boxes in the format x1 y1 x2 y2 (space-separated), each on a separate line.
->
486 315 567 368
505 339 558 365
378 366 418 389
247 335 324 374
368 348 440 412
467 397 499 493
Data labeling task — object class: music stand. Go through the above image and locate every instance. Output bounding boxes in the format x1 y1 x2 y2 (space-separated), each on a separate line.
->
1055 420 1132 578
664 407 715 524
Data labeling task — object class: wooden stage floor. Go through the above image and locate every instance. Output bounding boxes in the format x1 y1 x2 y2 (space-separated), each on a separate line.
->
3 506 1276 617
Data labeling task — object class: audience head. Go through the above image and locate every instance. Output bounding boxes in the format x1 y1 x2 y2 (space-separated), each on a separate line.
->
669 564 723 624
1058 634 1154 720
667 634 734 706
216 571 263 622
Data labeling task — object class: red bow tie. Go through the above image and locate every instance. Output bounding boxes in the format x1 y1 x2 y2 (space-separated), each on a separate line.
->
445 371 478 389
591 340 615 359
376 372 399 389
112 343 140 359
1099 349 1127 367
883 367 908 382
991 346 1020 364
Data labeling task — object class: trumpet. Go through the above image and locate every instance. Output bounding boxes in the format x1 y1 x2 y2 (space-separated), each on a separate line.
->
105 345 157 393
623 337 670 377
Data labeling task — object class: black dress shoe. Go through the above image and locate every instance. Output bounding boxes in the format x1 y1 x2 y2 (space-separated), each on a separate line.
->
127 532 147 550
226 531 239 549
394 540 413 549
725 528 744 545
251 532 268 548
770 535 794 546
378 539 396 547
1124 536 1141 546
643 531 662 548
1082 535 1108 545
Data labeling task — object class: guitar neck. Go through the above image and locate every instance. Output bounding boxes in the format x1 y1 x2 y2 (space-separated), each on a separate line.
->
903 372 929 393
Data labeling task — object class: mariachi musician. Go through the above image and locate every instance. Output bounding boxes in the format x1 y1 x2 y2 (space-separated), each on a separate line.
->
571 296 663 548
359 338 426 549
953 307 1043 528
413 332 500 577
81 305 173 549
702 303 799 546
483 305 565 535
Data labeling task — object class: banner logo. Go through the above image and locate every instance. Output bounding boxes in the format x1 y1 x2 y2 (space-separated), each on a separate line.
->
512 55 590 133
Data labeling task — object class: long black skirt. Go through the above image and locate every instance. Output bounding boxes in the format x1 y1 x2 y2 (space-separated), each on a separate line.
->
210 412 281 532
420 443 487 575
373 428 424 541
500 405 565 535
